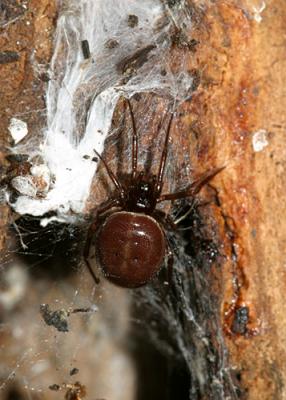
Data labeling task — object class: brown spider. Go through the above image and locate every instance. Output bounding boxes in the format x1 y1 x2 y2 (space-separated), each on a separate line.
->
84 98 223 288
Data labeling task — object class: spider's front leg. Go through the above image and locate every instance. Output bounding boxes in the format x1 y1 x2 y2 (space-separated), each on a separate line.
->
157 166 225 203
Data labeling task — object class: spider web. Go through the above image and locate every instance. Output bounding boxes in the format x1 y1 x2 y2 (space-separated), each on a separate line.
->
1 216 135 400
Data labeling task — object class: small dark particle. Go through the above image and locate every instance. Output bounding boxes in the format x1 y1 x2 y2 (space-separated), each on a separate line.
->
70 368 79 376
188 38 199 52
40 304 69 332
171 29 199 51
72 307 96 313
39 72 50 82
40 305 97 332
0 51 19 64
5 154 29 163
104 38 119 49
132 93 141 102
92 156 98 163
83 155 90 160
190 69 201 91
65 382 86 400
49 384 60 391
160 69 167 76
166 0 181 7
231 306 249 335
81 40 91 59
116 44 156 75
127 14 138 28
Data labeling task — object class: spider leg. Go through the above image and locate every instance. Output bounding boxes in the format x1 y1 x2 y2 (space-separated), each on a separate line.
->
174 198 197 225
156 112 174 194
153 209 177 231
87 198 120 222
84 222 100 285
125 98 138 179
84 199 120 285
158 166 225 203
152 209 175 289
97 198 120 217
93 149 125 200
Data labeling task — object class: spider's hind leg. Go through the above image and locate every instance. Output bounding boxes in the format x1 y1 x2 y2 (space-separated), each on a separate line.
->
153 209 177 232
153 210 175 288
84 223 100 285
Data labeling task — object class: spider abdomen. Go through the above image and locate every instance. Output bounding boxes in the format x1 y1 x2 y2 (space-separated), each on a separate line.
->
96 211 166 288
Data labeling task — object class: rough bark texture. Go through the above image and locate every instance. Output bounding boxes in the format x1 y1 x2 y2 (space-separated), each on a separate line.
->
187 0 286 398
0 0 56 255
1 0 286 399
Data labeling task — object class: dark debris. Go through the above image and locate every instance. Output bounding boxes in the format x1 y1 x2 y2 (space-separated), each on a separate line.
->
105 38 119 49
5 154 29 164
40 304 97 333
81 40 91 59
70 368 79 376
49 384 61 391
231 306 249 335
127 14 139 28
116 44 156 75
171 29 199 51
166 0 182 8
64 382 86 400
40 304 69 332
0 51 20 64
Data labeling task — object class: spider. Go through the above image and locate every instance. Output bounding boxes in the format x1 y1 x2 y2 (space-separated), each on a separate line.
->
84 97 223 288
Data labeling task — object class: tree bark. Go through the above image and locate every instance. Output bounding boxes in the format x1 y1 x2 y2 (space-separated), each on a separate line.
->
187 0 286 398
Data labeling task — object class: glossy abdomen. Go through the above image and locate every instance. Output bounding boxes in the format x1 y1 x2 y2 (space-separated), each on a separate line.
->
96 211 166 288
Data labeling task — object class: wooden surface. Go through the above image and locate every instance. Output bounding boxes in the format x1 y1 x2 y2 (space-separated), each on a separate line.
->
1 0 286 399
187 0 286 398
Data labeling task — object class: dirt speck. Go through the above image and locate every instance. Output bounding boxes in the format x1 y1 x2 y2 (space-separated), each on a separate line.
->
127 14 138 28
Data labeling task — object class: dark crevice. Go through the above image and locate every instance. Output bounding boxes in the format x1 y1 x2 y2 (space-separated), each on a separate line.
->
130 328 190 400
4 387 25 400
12 216 83 280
